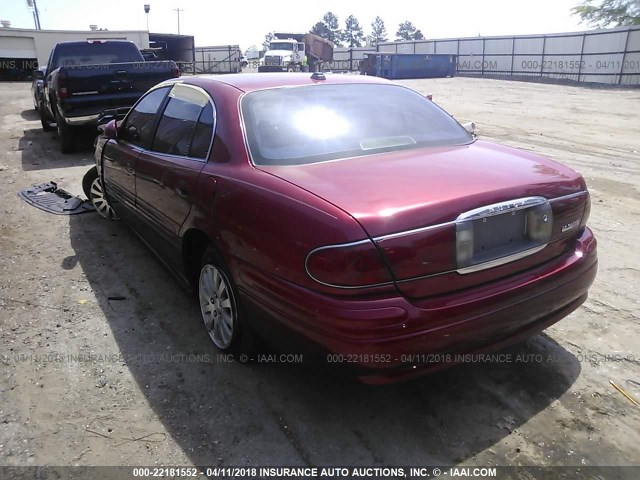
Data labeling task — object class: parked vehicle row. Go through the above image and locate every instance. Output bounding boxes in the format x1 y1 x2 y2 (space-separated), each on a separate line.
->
38 40 180 153
83 72 597 383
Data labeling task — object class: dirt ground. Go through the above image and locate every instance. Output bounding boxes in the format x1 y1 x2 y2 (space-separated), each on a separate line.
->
0 77 639 475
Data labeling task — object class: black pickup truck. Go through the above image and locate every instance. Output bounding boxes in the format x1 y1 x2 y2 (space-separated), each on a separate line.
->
39 40 179 153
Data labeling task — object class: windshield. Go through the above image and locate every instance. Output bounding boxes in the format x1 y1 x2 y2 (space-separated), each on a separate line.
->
269 42 294 51
241 84 474 166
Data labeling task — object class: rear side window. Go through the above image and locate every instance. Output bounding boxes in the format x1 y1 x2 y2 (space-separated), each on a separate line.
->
152 84 214 159
190 103 215 159
120 86 170 148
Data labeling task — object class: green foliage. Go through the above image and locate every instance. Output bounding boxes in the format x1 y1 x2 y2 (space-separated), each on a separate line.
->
342 14 365 47
396 21 425 41
369 16 388 46
311 21 331 39
323 11 343 46
572 0 640 27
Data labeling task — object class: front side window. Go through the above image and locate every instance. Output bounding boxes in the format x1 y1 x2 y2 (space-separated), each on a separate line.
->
241 84 473 166
152 84 213 159
120 86 170 147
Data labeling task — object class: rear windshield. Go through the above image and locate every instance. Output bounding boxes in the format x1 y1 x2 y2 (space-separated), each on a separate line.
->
52 42 143 68
241 83 473 166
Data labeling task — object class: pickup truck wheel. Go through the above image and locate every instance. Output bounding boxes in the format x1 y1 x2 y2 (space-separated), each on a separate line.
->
83 166 119 220
199 247 255 355
39 103 55 132
55 112 76 153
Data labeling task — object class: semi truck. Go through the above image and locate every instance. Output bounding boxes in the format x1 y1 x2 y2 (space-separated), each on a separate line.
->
258 32 333 72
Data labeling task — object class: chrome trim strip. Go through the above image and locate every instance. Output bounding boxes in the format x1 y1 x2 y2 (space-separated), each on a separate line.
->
374 221 455 242
548 190 588 202
456 244 547 275
304 239 395 289
456 196 547 222
65 114 100 125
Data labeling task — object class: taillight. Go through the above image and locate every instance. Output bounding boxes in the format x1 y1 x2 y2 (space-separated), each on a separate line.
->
525 203 553 242
58 70 69 98
579 193 591 230
305 240 393 288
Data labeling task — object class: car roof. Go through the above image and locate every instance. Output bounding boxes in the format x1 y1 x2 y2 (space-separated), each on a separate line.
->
184 72 393 93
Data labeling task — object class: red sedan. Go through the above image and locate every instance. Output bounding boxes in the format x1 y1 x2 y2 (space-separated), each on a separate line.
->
83 73 597 383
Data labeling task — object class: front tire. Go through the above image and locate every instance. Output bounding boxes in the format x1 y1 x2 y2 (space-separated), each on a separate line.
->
83 166 119 220
199 247 253 353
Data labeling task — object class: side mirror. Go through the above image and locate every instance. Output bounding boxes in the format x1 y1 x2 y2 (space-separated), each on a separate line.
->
125 124 139 140
34 69 45 80
462 121 476 135
98 119 118 139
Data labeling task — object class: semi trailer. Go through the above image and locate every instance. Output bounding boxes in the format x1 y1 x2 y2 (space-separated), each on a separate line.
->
258 32 333 72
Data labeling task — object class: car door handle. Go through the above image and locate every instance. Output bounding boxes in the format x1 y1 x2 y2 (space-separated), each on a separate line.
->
125 163 134 175
176 186 188 198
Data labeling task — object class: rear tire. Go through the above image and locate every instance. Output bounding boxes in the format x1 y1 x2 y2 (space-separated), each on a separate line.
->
198 246 255 355
83 166 119 220
55 111 76 153
40 103 55 132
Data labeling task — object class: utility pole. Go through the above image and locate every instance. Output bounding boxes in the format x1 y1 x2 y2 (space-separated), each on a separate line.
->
26 0 42 30
173 8 184 35
144 4 150 31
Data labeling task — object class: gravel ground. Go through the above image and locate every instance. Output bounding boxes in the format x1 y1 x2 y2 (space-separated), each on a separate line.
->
0 77 639 476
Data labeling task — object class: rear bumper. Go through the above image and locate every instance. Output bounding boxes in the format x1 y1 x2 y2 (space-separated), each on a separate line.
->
60 93 140 126
237 228 597 383
64 113 100 125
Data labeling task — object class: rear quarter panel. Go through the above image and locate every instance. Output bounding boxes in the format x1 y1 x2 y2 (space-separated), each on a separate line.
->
180 79 383 297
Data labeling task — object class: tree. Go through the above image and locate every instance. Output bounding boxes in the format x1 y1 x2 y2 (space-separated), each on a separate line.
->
311 21 331 39
262 32 274 51
572 0 640 27
323 11 343 46
342 14 365 47
369 16 388 46
396 21 424 41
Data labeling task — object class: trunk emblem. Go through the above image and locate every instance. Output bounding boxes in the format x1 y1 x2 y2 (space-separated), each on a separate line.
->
562 220 579 232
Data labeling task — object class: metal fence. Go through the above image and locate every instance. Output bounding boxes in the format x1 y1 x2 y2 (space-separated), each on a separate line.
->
193 46 242 74
375 26 640 85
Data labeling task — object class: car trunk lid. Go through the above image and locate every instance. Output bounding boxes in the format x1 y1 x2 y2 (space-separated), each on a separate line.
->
258 141 589 297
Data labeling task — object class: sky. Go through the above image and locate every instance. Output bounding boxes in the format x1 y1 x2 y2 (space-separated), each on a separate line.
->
3 0 589 49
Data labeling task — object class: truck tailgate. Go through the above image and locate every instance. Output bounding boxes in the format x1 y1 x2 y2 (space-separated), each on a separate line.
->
61 61 177 117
